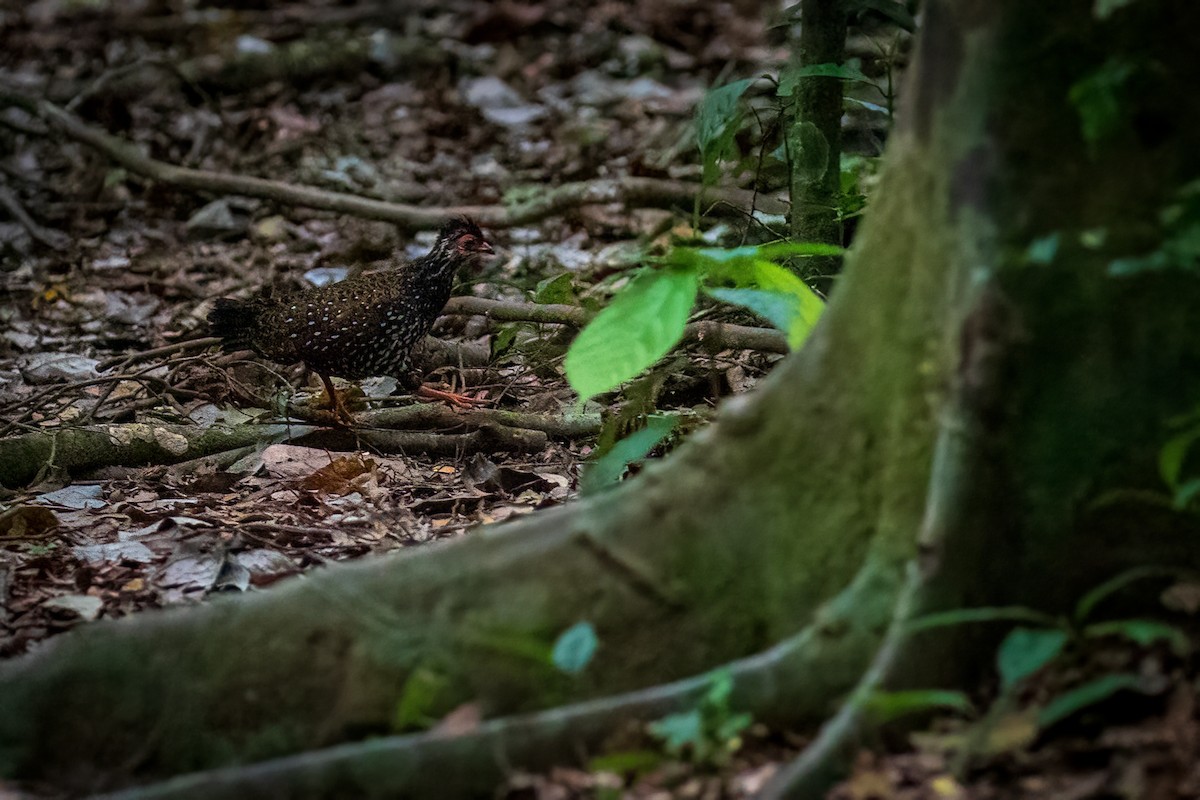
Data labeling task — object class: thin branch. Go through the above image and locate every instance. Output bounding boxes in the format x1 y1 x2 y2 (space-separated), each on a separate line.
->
443 296 789 354
0 90 787 232
360 404 601 438
0 181 69 251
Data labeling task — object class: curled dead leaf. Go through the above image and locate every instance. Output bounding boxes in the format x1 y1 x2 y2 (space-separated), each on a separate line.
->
0 505 58 538
299 455 377 495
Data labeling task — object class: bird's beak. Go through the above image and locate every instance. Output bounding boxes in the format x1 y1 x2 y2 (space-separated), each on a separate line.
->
479 241 495 255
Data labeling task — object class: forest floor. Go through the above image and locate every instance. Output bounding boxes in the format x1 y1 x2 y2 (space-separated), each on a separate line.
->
1 1 1196 798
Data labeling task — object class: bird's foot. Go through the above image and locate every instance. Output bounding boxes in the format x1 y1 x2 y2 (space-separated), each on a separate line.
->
314 376 360 427
416 384 489 409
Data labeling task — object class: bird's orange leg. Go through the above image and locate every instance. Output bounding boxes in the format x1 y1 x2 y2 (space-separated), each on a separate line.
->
317 373 356 426
416 383 489 408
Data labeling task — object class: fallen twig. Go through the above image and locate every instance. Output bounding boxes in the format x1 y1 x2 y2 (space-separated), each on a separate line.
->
444 296 789 354
296 425 548 455
96 337 221 372
0 422 308 488
361 404 601 438
0 91 787 231
0 181 69 251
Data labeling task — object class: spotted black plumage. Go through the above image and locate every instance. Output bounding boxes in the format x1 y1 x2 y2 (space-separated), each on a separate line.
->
208 217 492 416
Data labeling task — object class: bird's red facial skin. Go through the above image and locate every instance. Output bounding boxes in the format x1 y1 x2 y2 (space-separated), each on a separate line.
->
456 234 494 256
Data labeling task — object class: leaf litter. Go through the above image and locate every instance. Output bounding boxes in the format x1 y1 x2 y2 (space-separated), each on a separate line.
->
5 3 1182 799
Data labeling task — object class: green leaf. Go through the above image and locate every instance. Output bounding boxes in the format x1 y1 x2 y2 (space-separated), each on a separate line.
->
393 667 449 730
844 96 889 114
778 62 874 96
648 709 704 754
696 78 755 184
689 241 845 263
696 78 755 155
906 606 1059 634
104 167 128 189
552 621 599 674
1160 429 1200 490
789 121 831 185
1075 565 1185 622
1025 233 1061 265
862 690 974 723
491 322 522 357
534 273 577 305
845 0 917 31
997 627 1068 690
587 749 665 776
707 288 798 335
1093 0 1140 19
1068 59 1134 151
581 415 677 494
750 262 824 344
704 668 735 706
714 711 753 743
1174 477 1200 510
565 269 699 401
1083 618 1191 655
461 627 553 664
1037 673 1142 728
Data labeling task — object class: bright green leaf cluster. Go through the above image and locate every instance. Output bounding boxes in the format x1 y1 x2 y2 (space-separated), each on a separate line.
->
564 242 838 401
647 669 752 766
1068 59 1134 153
907 565 1193 747
695 78 755 186
581 415 677 494
564 269 698 402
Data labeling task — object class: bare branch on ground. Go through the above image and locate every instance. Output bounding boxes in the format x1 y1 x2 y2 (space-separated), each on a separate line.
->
0 91 787 232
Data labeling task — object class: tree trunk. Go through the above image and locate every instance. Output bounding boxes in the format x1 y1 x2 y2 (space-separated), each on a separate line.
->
3 1 1200 796
788 0 847 278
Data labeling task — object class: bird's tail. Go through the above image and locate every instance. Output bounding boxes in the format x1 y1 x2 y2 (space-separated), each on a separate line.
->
207 298 260 350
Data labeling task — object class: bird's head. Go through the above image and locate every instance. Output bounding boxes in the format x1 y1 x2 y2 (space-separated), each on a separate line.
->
438 216 494 267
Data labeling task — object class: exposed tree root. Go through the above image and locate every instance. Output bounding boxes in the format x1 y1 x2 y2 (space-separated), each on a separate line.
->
96 553 902 800
0 91 787 232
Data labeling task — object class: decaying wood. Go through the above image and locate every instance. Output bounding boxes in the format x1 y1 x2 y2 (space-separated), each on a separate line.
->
0 401 598 487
